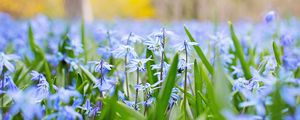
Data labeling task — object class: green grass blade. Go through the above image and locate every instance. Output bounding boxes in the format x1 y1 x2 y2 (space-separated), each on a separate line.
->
43 60 55 93
28 24 45 61
79 65 97 84
114 101 146 120
272 41 282 65
228 21 252 80
193 60 203 116
184 26 213 74
152 53 179 120
146 49 158 84
81 20 88 64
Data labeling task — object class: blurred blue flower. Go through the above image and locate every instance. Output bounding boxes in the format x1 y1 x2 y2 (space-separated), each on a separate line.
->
6 88 43 120
0 52 19 73
0 75 18 93
174 40 198 53
30 71 50 102
280 34 294 47
265 11 276 23
94 77 116 92
121 33 144 44
281 86 300 106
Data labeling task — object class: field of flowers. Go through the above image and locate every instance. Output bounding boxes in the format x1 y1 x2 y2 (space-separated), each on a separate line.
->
1 11 300 120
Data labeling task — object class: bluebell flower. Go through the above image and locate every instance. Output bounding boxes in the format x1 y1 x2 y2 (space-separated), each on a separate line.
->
239 88 272 117
232 77 259 92
281 86 300 106
112 45 138 59
280 34 294 47
92 60 113 73
49 87 82 104
284 106 300 120
121 33 144 44
97 46 112 59
65 35 84 56
174 40 198 53
0 75 18 93
30 71 50 102
93 77 116 92
177 58 193 73
0 52 19 73
6 88 43 120
231 65 244 77
282 52 300 70
265 11 276 23
223 110 262 120
127 56 152 72
144 28 175 54
169 88 180 108
151 62 170 79
47 106 83 120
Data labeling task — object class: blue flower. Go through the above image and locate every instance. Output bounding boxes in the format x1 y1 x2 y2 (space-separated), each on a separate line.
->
121 33 144 44
30 71 50 102
6 88 43 120
0 52 19 73
112 45 137 59
0 75 18 93
93 60 113 73
280 34 294 47
127 56 152 72
281 86 300 106
174 40 198 53
265 11 276 23
94 77 116 92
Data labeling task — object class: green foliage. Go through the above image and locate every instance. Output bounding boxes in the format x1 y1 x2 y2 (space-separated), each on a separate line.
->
228 21 252 80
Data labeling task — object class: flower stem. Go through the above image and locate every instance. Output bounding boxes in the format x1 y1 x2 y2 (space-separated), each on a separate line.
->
135 70 140 110
125 33 132 98
160 28 166 84
183 41 188 119
1 70 3 107
100 60 104 98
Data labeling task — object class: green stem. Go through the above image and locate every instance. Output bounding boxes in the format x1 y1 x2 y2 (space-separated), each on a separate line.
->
183 41 188 119
135 70 140 110
125 33 132 98
160 28 166 83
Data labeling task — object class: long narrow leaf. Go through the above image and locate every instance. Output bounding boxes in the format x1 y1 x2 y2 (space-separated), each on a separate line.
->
152 53 179 120
184 26 213 74
228 21 252 80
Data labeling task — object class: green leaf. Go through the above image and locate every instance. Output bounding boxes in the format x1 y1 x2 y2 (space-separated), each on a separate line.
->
81 20 88 64
212 52 231 118
193 60 203 116
43 60 55 93
272 41 282 65
228 21 252 80
151 53 179 120
79 65 97 84
184 26 213 74
270 83 284 120
114 101 146 120
146 49 158 84
28 24 45 61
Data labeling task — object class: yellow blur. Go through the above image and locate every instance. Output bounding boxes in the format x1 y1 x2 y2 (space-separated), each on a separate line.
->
0 0 155 19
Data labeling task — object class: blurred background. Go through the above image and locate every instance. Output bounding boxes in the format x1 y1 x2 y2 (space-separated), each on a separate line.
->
0 0 299 21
